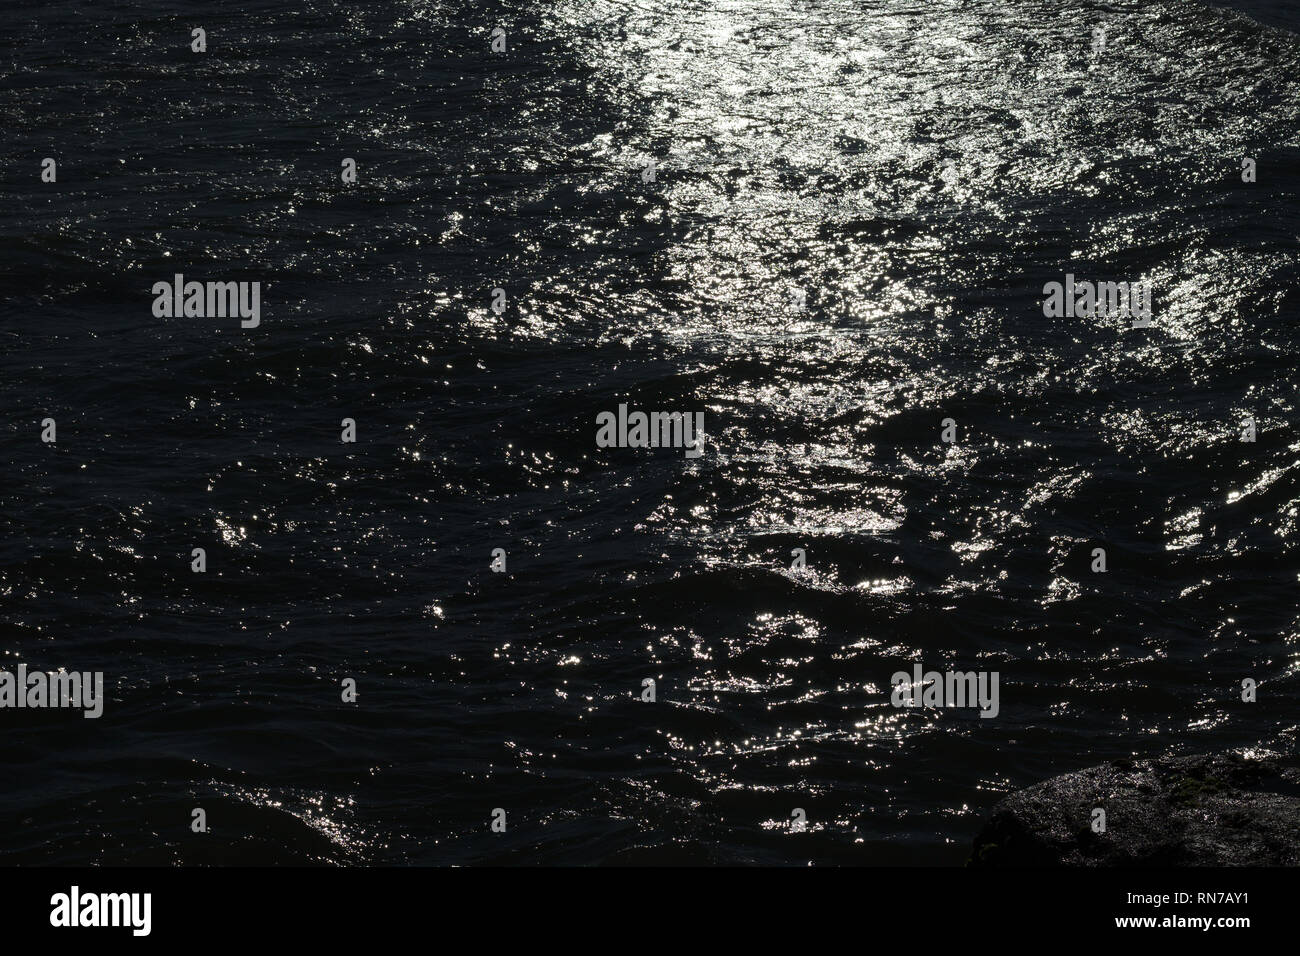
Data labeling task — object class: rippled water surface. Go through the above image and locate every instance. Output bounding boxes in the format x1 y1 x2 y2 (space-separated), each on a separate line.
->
1 0 1298 864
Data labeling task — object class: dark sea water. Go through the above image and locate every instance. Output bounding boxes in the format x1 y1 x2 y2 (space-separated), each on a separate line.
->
1 0 1298 865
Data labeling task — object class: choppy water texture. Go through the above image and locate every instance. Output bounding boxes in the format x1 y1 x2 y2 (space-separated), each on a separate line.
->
1 0 1298 864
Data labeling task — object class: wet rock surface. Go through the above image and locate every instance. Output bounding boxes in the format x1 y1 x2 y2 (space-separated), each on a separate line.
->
971 752 1300 866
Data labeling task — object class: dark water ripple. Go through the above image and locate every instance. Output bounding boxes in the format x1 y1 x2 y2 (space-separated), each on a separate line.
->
1 0 1298 864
